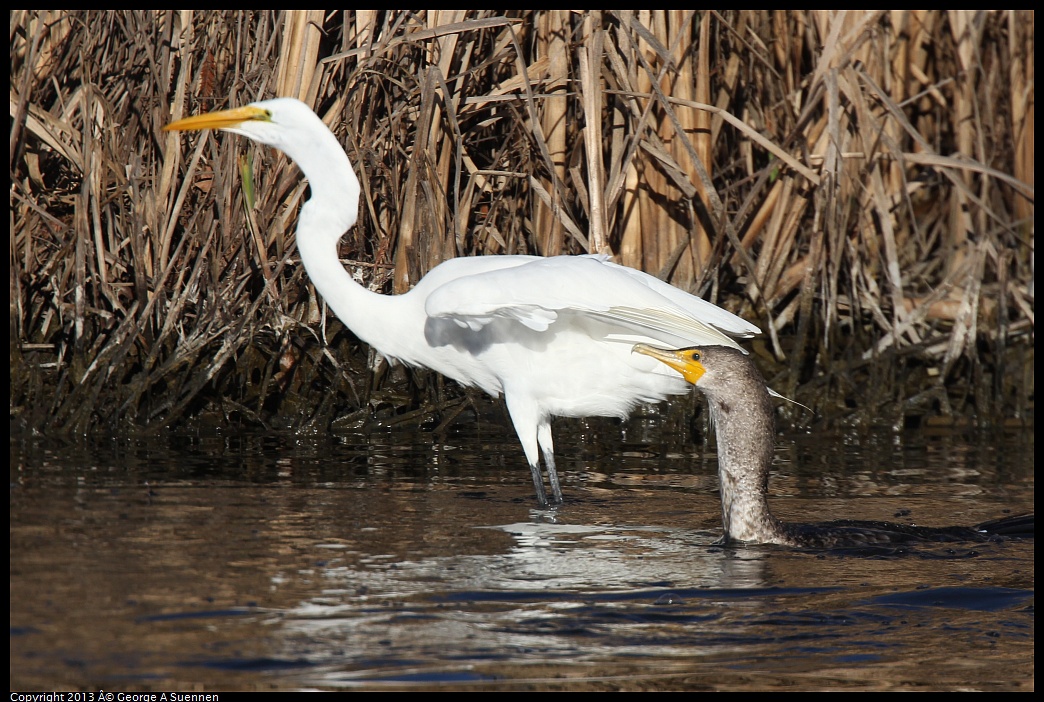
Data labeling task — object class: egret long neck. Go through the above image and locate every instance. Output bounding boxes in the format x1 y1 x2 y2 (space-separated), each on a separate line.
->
706 370 783 544
292 199 404 352
284 125 404 352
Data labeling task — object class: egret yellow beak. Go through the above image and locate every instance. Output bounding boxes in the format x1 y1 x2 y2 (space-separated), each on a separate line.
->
632 343 706 385
164 105 270 132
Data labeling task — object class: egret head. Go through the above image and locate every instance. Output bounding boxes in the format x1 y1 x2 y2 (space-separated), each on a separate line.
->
164 97 359 237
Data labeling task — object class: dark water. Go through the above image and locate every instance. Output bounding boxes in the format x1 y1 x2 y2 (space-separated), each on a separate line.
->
9 406 1034 691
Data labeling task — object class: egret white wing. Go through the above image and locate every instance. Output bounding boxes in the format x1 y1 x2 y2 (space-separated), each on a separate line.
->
602 259 760 338
425 255 754 349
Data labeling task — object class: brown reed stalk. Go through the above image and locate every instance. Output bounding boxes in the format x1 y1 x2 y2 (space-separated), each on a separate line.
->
10 11 1034 434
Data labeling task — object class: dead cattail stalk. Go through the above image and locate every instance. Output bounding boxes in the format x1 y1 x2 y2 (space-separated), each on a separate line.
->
9 11 1033 433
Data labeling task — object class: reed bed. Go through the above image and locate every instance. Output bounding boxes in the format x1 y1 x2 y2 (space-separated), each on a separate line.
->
10 11 1034 434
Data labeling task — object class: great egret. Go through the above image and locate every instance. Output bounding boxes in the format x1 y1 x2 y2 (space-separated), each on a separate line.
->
632 344 1034 546
164 97 761 506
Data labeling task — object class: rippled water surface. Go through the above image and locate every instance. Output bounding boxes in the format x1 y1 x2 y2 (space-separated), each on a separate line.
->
10 408 1034 691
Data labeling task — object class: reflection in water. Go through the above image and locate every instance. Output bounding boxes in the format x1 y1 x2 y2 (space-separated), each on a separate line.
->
9 418 1034 691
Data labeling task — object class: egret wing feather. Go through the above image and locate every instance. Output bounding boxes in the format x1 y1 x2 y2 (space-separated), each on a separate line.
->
603 260 760 338
425 255 753 349
597 307 739 348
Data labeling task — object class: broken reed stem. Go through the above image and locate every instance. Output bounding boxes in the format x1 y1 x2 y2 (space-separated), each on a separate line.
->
9 10 1033 433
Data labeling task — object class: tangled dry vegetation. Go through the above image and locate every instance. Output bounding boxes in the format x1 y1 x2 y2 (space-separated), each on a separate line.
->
9 11 1034 435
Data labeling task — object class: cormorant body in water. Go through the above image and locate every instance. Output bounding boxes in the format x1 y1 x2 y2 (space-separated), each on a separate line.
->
632 343 1034 548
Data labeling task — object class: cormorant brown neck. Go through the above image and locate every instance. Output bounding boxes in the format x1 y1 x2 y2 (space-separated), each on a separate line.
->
698 347 786 544
632 343 1033 549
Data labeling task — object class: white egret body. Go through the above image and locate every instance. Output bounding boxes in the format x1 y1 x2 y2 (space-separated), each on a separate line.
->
165 98 760 505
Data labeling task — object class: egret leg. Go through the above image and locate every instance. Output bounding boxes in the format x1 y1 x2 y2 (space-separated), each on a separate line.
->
529 463 549 507
537 423 562 505
542 448 563 505
505 394 556 506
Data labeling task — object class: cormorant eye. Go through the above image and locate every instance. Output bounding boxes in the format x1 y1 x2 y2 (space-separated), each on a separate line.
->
690 350 701 362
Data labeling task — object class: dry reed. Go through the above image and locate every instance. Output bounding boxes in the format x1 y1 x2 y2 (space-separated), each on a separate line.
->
10 11 1034 434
